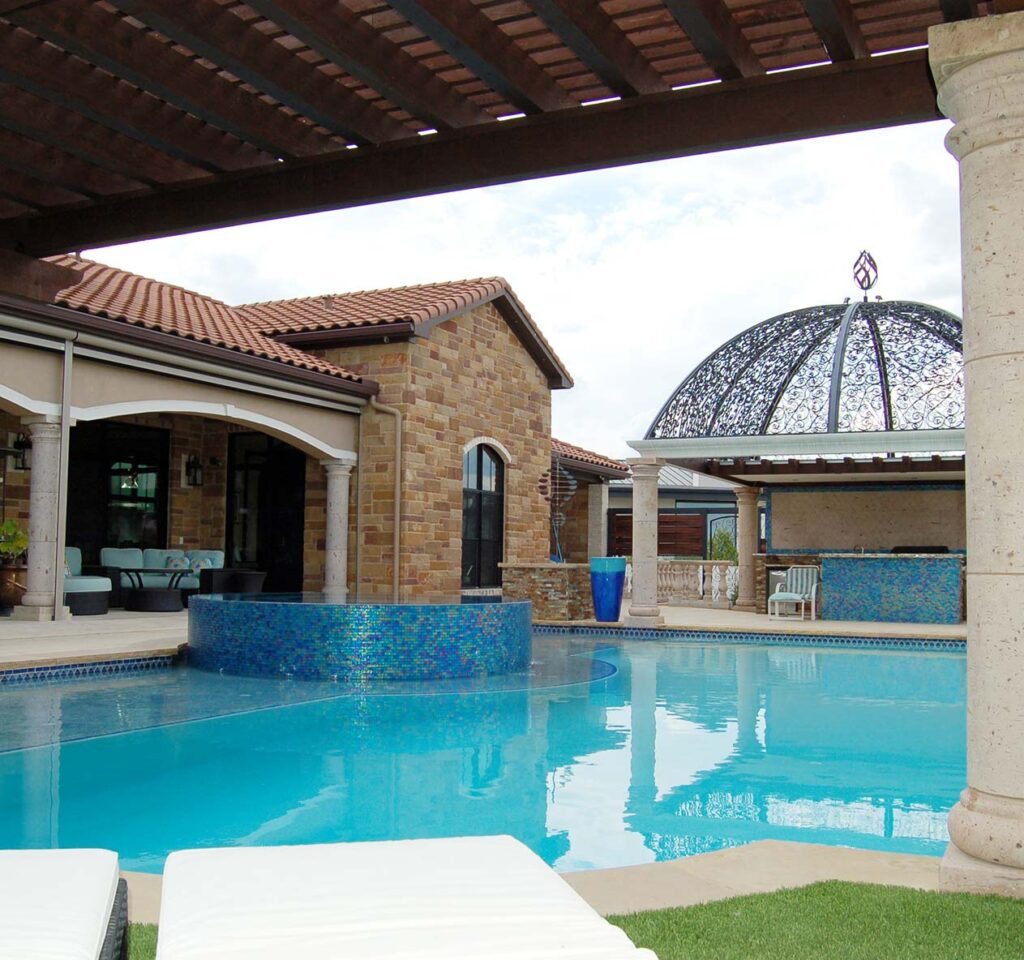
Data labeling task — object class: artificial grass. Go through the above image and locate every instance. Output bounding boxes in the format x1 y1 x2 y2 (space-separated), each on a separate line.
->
128 882 1024 960
610 881 1024 960
128 923 158 960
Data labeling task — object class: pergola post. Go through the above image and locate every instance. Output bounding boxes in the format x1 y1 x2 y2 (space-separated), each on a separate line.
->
930 11 1024 897
626 459 663 626
322 460 353 600
734 486 761 611
587 482 609 558
12 418 65 621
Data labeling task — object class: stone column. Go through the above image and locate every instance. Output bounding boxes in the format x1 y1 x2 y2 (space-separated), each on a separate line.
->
322 460 353 600
626 459 663 626
13 418 64 621
931 12 1024 897
587 481 609 558
627 647 658 810
734 486 761 611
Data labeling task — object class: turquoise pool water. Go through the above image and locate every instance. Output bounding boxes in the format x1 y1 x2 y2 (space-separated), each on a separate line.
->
0 636 965 873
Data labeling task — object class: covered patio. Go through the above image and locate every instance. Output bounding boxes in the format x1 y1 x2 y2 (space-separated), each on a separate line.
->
0 0 1021 897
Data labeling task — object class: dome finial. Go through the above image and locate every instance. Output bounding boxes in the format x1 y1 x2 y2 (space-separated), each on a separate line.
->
853 250 878 302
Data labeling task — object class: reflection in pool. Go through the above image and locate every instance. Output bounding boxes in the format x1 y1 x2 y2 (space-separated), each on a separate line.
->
0 637 965 873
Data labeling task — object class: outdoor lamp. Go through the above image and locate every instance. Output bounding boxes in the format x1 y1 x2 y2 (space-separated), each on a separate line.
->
186 455 204 487
11 433 30 471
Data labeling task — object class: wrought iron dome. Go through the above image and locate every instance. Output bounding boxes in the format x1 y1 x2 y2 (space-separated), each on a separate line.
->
647 299 964 440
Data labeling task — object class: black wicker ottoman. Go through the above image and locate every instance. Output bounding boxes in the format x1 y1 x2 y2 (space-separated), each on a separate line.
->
65 590 111 616
125 587 183 612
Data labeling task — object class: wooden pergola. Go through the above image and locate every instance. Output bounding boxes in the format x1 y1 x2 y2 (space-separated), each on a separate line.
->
0 0 1000 258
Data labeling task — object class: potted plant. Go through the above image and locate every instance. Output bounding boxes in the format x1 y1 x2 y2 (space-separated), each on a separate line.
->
0 519 28 612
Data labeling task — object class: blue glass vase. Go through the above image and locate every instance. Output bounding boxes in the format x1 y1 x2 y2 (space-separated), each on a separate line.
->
590 557 626 623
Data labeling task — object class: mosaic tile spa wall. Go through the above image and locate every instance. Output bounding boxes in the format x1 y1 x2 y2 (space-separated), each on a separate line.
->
188 596 532 682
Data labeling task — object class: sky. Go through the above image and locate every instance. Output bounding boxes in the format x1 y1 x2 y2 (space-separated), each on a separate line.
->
85 118 963 460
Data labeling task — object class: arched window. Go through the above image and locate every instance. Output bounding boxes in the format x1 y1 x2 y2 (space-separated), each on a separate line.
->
462 444 504 588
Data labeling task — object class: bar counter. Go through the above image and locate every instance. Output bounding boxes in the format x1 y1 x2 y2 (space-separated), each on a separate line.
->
820 553 964 624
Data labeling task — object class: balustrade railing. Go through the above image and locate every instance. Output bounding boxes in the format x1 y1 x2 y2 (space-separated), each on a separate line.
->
654 559 738 605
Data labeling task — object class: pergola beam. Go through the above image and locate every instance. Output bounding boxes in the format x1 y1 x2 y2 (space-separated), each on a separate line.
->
7 0 339 159
387 0 576 114
0 50 942 256
109 0 409 145
663 0 764 80
801 0 869 61
528 0 667 97
939 0 980 20
244 0 490 131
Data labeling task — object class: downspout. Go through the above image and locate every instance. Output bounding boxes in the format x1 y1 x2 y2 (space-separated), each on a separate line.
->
53 336 76 620
354 413 364 602
369 397 402 603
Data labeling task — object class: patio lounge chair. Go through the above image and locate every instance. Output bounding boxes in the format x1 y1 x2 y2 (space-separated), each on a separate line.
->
0 848 127 960
768 564 820 620
155 835 658 960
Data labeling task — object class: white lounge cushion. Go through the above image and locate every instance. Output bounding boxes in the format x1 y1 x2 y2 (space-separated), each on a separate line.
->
157 836 657 960
0 848 119 960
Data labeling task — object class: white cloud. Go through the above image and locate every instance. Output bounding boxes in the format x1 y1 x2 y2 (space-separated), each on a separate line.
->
87 120 962 460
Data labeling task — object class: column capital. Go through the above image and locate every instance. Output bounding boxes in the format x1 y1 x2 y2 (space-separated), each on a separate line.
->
627 458 662 480
321 459 355 475
20 417 61 439
930 12 1024 159
735 485 761 502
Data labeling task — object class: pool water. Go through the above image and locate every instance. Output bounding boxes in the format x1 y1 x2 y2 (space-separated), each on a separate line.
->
0 636 965 873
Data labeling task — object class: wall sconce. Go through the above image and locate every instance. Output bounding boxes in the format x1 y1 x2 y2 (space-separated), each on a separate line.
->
185 455 204 487
10 433 30 471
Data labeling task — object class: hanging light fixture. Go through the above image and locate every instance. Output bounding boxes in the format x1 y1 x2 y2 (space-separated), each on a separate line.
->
11 433 30 471
120 464 139 491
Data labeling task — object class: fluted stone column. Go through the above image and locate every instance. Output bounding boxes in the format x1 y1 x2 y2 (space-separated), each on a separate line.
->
322 460 353 600
13 418 64 621
734 486 761 611
626 459 663 626
931 11 1024 897
587 481 609 559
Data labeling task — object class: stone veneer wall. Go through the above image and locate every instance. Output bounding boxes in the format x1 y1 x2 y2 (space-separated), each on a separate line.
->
769 486 966 552
321 302 552 602
501 563 591 621
554 484 590 562
754 553 821 614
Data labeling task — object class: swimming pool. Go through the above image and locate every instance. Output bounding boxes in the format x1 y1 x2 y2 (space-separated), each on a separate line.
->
0 635 965 873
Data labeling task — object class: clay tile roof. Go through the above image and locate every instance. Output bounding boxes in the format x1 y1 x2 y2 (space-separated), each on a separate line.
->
238 278 510 334
43 255 364 385
552 438 629 477
238 277 572 389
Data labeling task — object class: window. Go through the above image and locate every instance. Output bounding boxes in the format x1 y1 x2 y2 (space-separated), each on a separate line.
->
461 445 504 588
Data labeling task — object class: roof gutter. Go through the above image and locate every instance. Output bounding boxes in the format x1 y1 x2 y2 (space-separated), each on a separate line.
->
0 293 379 400
556 456 629 481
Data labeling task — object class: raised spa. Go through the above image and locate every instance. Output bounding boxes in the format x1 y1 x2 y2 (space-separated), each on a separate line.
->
188 594 532 682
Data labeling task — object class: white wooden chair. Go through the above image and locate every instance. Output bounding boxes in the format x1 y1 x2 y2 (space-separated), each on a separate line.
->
768 564 820 620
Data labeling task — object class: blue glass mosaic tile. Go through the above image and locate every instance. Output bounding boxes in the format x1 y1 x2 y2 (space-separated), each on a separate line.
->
189 596 532 681
534 624 965 652
0 655 175 686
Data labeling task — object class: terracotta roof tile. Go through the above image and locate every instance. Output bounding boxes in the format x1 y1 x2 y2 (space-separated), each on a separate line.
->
44 256 364 384
238 278 572 388
552 438 629 477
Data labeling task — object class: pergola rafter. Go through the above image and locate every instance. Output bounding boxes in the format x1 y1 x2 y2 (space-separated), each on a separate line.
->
0 0 994 256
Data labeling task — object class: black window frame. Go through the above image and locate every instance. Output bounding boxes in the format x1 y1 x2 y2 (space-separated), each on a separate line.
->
461 444 505 589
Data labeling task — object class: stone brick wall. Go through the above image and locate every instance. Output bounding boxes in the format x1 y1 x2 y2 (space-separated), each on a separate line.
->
322 302 552 602
501 562 591 621
303 455 327 592
554 483 590 562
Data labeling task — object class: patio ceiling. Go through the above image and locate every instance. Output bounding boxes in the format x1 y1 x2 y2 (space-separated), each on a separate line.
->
0 0 994 257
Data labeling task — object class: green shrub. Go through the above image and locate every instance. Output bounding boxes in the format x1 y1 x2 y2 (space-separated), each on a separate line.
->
709 527 737 563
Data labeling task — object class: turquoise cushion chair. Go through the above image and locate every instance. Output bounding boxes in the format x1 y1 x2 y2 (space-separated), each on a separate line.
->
64 547 112 615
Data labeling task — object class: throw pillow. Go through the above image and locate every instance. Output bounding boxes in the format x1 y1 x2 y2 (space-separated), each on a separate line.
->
166 556 189 570
190 557 214 575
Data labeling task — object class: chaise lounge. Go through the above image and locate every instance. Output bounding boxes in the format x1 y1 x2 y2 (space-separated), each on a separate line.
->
0 848 127 960
155 835 657 960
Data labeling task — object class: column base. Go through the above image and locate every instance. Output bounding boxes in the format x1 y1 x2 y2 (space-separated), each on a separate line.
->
940 842 1024 898
11 603 68 621
733 602 757 612
624 605 663 627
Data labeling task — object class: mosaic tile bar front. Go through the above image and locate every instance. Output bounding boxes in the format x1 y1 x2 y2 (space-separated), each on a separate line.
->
188 596 533 681
820 554 964 624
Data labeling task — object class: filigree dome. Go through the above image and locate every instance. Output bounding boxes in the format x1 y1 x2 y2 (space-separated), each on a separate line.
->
647 300 964 440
